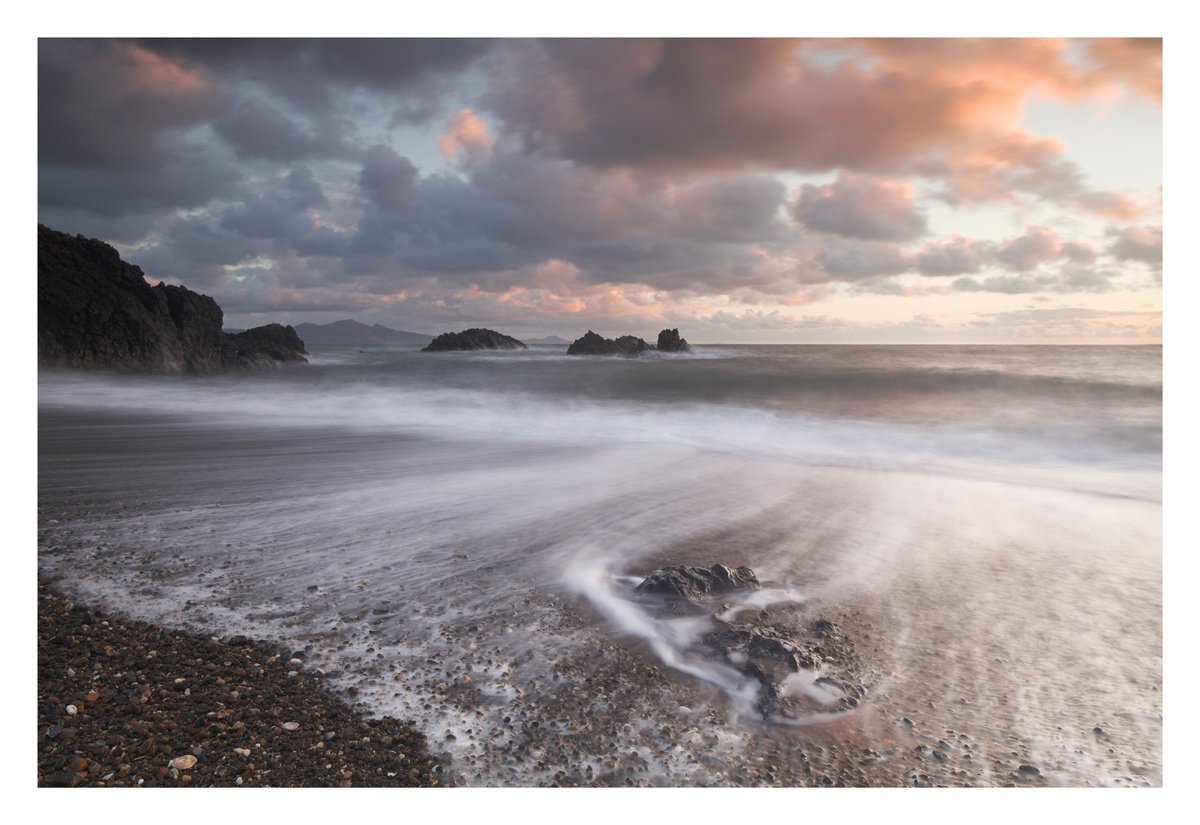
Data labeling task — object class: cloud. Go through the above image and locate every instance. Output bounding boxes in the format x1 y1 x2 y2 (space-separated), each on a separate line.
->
141 38 491 114
793 174 926 241
39 139 240 217
37 39 1160 335
1078 39 1162 104
668 176 789 243
213 96 341 161
919 131 1141 218
817 238 911 279
993 225 1063 271
39 40 227 169
438 108 493 161
914 235 991 276
1107 225 1162 266
359 145 420 212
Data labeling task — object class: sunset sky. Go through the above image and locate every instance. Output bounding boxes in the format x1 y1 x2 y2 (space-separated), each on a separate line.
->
37 37 1163 343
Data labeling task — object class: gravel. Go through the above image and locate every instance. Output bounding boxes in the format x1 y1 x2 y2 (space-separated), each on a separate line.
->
37 578 448 788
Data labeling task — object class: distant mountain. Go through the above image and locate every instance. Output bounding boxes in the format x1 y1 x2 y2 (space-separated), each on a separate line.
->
525 335 569 345
293 320 433 347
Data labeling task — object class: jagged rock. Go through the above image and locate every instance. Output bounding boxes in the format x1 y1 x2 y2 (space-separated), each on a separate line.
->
630 563 866 721
635 564 759 608
656 328 691 353
421 328 527 351
566 330 653 356
567 328 692 356
39 225 225 373
221 324 308 368
38 225 307 373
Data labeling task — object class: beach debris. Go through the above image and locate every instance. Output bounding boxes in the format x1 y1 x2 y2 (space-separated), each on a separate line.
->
168 754 198 770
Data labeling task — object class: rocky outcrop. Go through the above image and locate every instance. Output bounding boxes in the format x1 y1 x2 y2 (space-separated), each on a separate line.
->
632 563 866 721
39 225 225 373
566 331 653 356
567 329 692 356
221 324 308 368
635 564 759 609
656 328 691 353
421 328 527 351
38 225 308 373
699 623 864 719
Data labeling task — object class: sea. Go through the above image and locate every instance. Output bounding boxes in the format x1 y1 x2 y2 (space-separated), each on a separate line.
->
37 344 1163 787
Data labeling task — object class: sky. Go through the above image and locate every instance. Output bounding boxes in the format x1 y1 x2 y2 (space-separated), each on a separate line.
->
37 37 1163 343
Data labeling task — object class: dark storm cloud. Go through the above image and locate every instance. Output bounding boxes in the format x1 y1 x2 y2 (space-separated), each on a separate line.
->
359 145 421 212
142 38 492 115
212 97 339 161
39 141 240 217
37 38 1159 327
131 216 270 287
218 167 330 240
39 39 228 168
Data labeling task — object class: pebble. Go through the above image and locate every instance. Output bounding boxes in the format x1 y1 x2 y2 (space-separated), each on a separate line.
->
282 721 300 731
37 583 442 788
65 704 78 716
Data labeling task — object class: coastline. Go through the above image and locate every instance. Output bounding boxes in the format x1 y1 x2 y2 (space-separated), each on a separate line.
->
36 577 447 788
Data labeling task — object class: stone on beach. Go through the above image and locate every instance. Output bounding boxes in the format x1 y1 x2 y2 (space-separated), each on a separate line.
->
634 563 760 608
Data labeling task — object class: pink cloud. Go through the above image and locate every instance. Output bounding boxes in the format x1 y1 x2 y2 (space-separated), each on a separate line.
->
438 108 493 161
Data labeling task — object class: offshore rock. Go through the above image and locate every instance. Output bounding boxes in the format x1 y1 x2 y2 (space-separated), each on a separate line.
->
421 328 527 351
221 323 308 368
656 328 691 353
566 330 653 356
567 328 692 356
635 564 759 608
38 225 307 373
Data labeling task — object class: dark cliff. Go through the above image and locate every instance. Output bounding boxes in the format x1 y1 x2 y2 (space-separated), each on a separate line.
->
38 225 306 373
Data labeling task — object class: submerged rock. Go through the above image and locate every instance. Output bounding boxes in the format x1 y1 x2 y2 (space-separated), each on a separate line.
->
421 328 527 351
635 564 759 608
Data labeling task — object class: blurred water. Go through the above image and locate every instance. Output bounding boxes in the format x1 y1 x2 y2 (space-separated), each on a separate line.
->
37 344 1162 785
